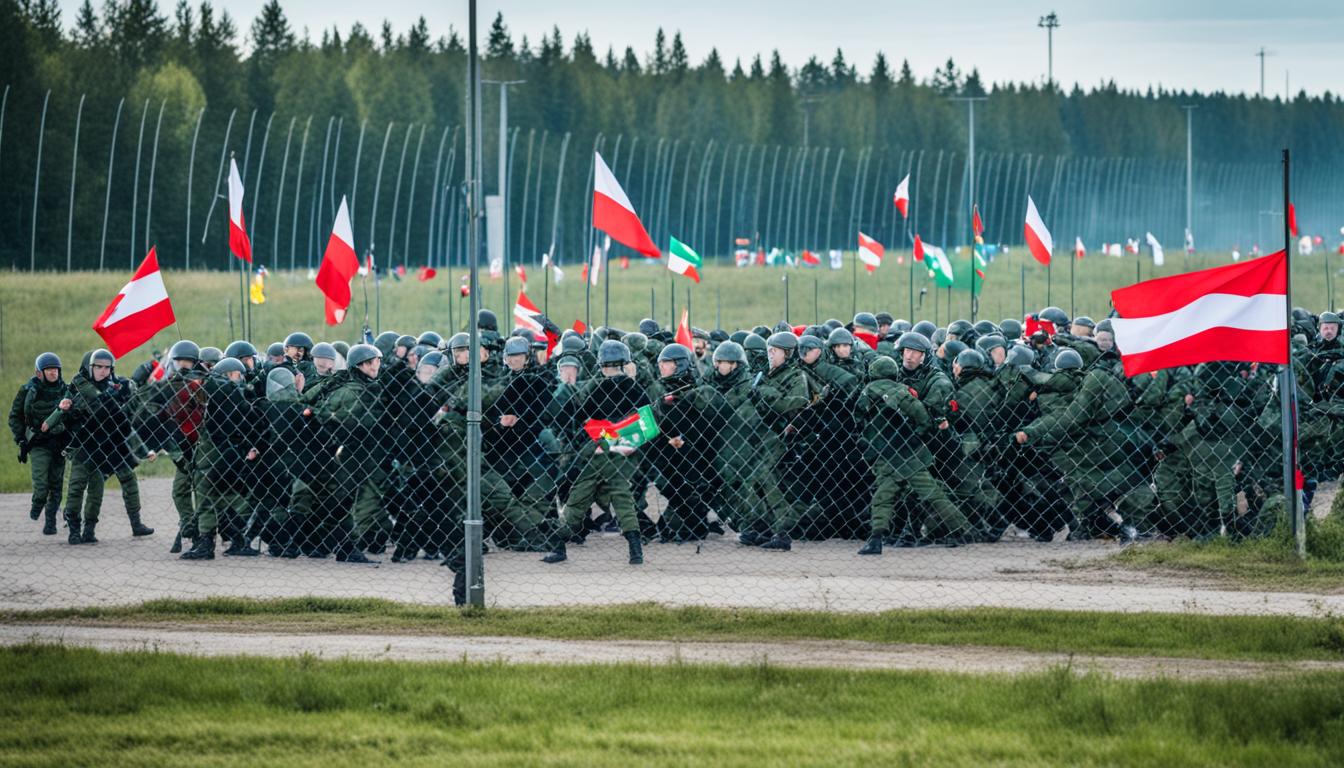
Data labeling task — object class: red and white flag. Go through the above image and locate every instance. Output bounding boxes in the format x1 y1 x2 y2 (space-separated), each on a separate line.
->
588 244 602 286
857 232 884 273
675 308 693 349
315 196 358 325
1074 236 1086 260
93 247 176 359
227 158 251 264
801 249 820 266
148 358 168 383
514 290 558 354
893 174 910 218
1288 202 1299 237
592 152 660 259
972 205 985 238
515 264 527 288
1110 250 1287 377
1023 196 1053 265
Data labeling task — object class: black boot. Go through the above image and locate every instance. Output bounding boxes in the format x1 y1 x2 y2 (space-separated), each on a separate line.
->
126 509 154 537
170 531 183 554
541 539 568 564
29 505 41 521
625 531 644 565
80 522 98 544
224 531 260 556
857 535 883 555
180 531 216 560
335 521 378 563
42 507 57 536
761 532 792 551
737 530 768 546
66 510 82 545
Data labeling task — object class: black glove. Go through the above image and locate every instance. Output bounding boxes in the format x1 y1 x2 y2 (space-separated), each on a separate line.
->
17 442 29 464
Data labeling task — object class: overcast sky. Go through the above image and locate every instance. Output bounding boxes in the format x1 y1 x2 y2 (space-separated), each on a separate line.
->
191 0 1342 97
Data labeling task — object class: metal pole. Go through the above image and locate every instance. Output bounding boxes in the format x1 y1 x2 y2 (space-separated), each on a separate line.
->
289 116 311 271
427 125 452 267
272 116 296 265
144 100 166 257
66 94 86 271
200 108 238 245
1281 148 1303 558
30 89 50 271
402 124 426 265
387 123 414 265
128 99 149 268
465 0 485 607
101 98 126 271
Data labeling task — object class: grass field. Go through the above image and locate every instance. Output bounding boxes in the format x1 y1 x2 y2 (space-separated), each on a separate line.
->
11 598 1344 662
2 248 1341 493
1 643 1341 766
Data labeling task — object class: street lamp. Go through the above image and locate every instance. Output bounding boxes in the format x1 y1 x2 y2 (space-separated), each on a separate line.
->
1038 12 1060 88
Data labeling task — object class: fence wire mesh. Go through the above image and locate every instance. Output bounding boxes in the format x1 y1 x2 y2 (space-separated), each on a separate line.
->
5 310 1333 613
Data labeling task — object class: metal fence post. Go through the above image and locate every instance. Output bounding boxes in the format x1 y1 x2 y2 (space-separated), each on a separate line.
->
66 94 85 271
31 89 51 271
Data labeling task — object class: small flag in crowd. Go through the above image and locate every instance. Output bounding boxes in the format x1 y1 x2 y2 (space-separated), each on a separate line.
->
668 236 702 283
972 204 985 238
584 405 660 448
148 358 167 383
515 264 527 288
858 232 884 273
1075 237 1086 261
417 266 437 282
93 247 176 359
801 249 820 266
913 234 925 262
675 308 693 348
1288 202 1299 237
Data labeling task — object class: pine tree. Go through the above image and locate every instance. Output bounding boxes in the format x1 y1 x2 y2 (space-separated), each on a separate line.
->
651 28 667 74
622 46 641 74
898 58 915 86
669 31 689 77
486 11 513 59
73 0 102 48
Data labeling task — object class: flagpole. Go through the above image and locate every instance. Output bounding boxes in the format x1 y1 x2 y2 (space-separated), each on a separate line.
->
603 243 611 328
717 286 722 329
783 273 789 322
1281 147 1304 559
813 277 818 325
584 239 591 334
1069 243 1075 318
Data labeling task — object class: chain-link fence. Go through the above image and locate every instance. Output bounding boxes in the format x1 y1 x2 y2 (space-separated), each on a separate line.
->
8 307 1339 614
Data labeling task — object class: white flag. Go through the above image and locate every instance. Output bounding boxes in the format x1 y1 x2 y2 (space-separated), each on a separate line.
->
589 245 602 286
1146 232 1164 266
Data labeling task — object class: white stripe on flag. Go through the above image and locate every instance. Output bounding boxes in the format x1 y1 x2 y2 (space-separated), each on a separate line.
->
1111 292 1285 355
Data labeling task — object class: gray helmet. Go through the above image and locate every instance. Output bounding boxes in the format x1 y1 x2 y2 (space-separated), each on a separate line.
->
875 312 894 326
911 320 938 339
556 355 581 370
751 325 772 338
503 336 531 357
767 331 798 351
560 335 586 355
214 357 246 377
477 309 499 331
942 340 967 360
657 343 693 375
225 340 258 360
638 318 661 336
266 367 296 398
1072 316 1096 330
447 332 471 351
199 347 223 365
827 327 855 347
975 335 1008 355
712 341 746 365
169 340 201 362
374 331 400 356
947 319 975 340
284 331 314 351
396 334 417 352
417 331 443 348
896 332 932 354
868 356 900 379
624 332 648 353
729 330 749 345
1039 306 1070 328
1006 344 1037 368
1320 312 1341 328
955 348 989 373
802 325 827 340
598 339 632 366
332 341 350 358
973 320 1000 338
311 342 338 361
1053 349 1084 370
743 333 767 352
773 320 794 335
892 319 913 334
931 327 948 347
266 342 284 358
347 343 382 367
1095 318 1114 334
797 335 824 355
91 348 115 368
34 352 61 371
999 319 1023 341
852 312 878 331
418 351 446 370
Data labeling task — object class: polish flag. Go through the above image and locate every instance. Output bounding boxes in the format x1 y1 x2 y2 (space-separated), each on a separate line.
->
801 249 820 266
93 247 176 359
893 174 910 218
227 158 251 263
515 264 527 288
315 196 358 325
858 232 884 273
1023 196 1053 265
592 152 660 259
588 245 602 286
1074 236 1086 261
1110 250 1287 377
514 290 556 355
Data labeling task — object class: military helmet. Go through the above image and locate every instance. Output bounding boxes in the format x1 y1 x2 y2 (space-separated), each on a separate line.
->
1319 312 1342 327
346 343 382 368
199 347 223 365
214 357 246 377
598 339 632 365
931 328 948 347
852 312 878 331
225 340 257 360
972 320 1000 338
773 320 794 334
1038 306 1070 328
417 331 443 348
1006 344 1036 368
1072 316 1096 330
709 329 730 343
332 341 350 358
751 325 771 338
827 327 855 347
447 332 471 352
896 332 932 354
1095 318 1114 334
560 335 586 355
561 328 580 342
955 348 989 373
90 348 115 367
976 335 1008 355
729 330 749 345
911 320 938 339
875 312 894 326
942 340 968 360
266 342 284 358
767 331 798 351
34 352 61 371
503 336 531 357
892 319 913 334
284 331 314 351
1291 307 1313 325
947 319 975 340
624 332 648 352
311 342 338 361
418 351 446 370
743 333 767 352
823 318 844 332
802 325 827 340
556 355 580 370
797 335 824 355
266 367 295 397
868 356 900 379
1053 349 1084 370
999 318 1023 340
395 334 417 352
657 343 693 375
170 340 201 362
374 330 400 350
638 318 661 336
712 341 746 364
477 309 498 331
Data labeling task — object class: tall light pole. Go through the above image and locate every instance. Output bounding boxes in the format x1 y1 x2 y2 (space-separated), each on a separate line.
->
1182 105 1197 254
950 94 987 320
1038 12 1060 88
464 0 485 608
483 78 524 304
1255 46 1276 98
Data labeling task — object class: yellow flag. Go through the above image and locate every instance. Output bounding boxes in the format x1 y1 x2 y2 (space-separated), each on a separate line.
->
249 272 266 304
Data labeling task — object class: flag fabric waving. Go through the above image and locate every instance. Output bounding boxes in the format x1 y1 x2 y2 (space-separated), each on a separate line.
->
1146 232 1165 266
592 152 660 259
925 244 954 287
801 249 820 266
514 290 559 355
417 266 437 282
227 158 251 263
583 405 660 448
668 236 702 282
1110 250 1287 376
857 232 884 273
675 308 693 349
315 196 359 325
1023 196 1053 265
1288 202 1299 237
972 205 985 238
1075 236 1086 261
93 247 176 359
893 174 910 218
913 234 925 262
148 358 167 383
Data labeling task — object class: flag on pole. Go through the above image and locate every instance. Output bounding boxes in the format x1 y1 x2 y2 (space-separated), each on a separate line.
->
315 196 359 325
148 358 167 383
675 307 693 348
667 236 702 282
857 232 884 273
893 174 910 218
1110 250 1287 376
583 405 660 448
1075 237 1086 261
588 244 602 286
592 151 660 259
227 158 251 263
515 264 527 288
1146 232 1165 266
1185 228 1195 254
1288 202 1299 237
459 275 470 297
925 244 954 287
543 251 565 284
972 204 985 238
1023 196 1052 265
92 247 176 359
913 234 925 262
513 290 545 335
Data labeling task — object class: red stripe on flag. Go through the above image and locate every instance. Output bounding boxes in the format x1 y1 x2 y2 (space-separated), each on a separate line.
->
95 300 175 359
592 192 660 258
1111 250 1286 318
1024 225 1052 266
1118 327 1287 377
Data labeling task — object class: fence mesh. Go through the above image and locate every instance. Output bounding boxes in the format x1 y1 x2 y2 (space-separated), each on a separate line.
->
5 310 1333 613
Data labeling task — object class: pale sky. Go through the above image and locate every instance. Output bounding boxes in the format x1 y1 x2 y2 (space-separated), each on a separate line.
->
115 1 1344 97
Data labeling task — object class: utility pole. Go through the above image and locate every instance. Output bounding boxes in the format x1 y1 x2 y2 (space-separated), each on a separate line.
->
483 79 525 305
1038 11 1060 88
799 96 822 147
464 0 485 609
950 94 987 321
1182 105 1197 253
1255 46 1276 98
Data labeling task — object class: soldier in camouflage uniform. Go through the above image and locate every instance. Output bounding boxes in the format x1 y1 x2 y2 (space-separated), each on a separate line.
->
9 353 69 535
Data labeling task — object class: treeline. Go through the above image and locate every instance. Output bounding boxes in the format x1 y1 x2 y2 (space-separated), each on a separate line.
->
1 0 1340 272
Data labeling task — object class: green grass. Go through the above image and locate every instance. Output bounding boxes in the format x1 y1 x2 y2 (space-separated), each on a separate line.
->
11 598 1344 662
1 644 1341 767
3 249 1340 493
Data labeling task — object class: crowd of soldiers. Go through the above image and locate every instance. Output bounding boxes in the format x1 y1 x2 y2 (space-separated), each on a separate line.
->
10 303 1338 604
